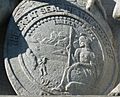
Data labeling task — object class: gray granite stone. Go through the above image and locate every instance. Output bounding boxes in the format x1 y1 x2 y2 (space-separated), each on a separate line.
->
112 0 120 20
4 0 118 95
1 0 120 96
107 0 120 96
0 96 117 97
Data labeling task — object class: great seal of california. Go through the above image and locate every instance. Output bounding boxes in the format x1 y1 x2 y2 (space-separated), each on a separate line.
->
4 0 118 95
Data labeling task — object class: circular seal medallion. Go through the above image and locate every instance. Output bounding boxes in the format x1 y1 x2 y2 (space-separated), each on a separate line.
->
4 0 118 95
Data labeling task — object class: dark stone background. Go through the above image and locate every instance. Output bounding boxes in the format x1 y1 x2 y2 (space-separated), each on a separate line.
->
0 0 120 95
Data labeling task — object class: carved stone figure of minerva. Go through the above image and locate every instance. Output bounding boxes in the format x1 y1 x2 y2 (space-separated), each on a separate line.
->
86 0 107 19
52 34 97 94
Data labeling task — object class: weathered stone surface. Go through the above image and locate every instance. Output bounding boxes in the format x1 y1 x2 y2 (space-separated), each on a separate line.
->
0 96 117 97
86 0 107 19
4 0 118 95
108 0 120 96
112 0 120 20
0 0 120 95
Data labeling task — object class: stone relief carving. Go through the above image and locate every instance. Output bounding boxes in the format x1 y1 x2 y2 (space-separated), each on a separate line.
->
51 33 97 95
112 0 120 20
35 56 48 76
3 0 119 96
86 0 107 19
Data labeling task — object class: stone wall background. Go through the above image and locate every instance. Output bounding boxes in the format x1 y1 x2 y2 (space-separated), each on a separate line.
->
0 0 120 95
102 0 120 84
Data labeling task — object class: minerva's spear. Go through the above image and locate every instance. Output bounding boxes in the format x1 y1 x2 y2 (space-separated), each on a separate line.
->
67 27 75 67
